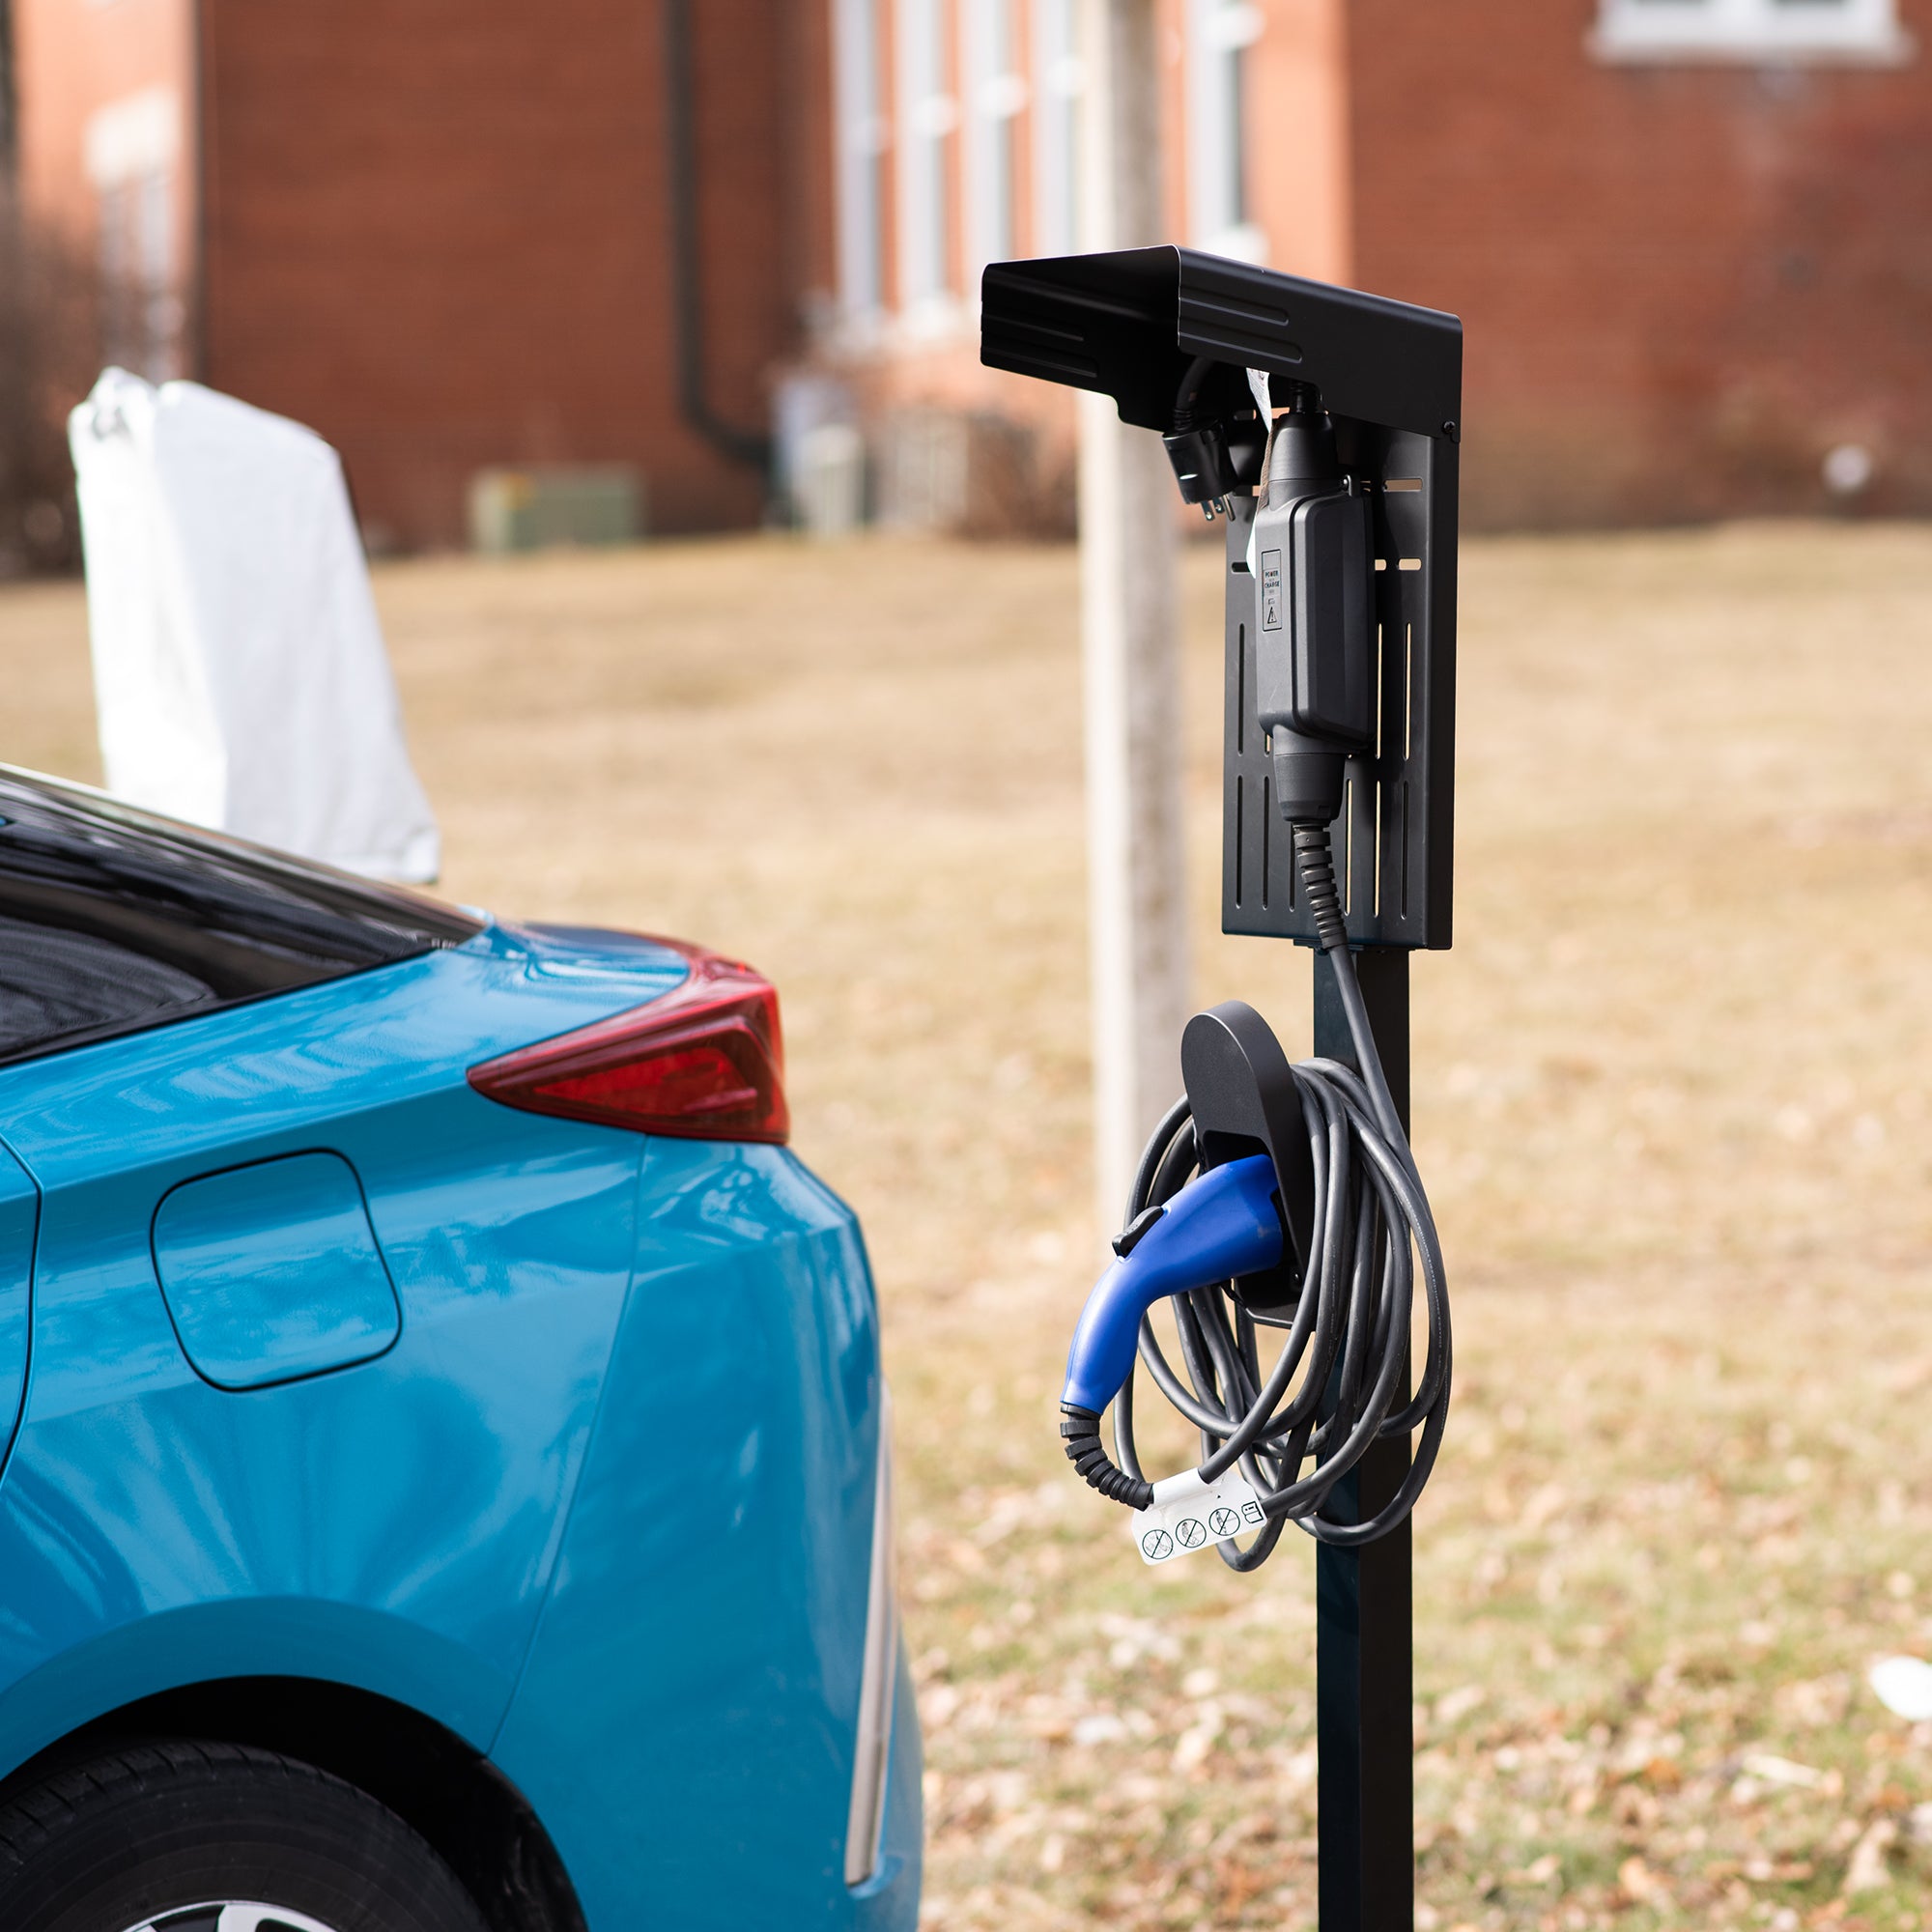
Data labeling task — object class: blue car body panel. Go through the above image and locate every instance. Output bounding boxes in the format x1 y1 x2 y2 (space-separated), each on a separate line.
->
495 1137 919 1930
0 918 922 1929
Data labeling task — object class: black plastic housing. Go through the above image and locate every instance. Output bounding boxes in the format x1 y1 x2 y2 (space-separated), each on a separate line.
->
1255 490 1374 751
1162 426 1240 506
980 245 1461 950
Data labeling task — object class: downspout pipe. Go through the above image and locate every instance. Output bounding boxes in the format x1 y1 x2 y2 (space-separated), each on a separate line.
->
662 0 773 477
0 0 16 177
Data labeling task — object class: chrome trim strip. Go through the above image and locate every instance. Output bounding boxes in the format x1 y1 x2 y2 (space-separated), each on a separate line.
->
844 1384 897 1887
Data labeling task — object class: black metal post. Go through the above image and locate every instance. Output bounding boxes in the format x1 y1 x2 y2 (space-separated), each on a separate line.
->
1314 945 1413 1931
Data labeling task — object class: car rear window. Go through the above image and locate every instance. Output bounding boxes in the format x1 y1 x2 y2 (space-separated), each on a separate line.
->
0 766 483 1067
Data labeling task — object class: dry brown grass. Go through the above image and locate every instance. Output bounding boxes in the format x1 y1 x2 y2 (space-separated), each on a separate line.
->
4 522 1932 1931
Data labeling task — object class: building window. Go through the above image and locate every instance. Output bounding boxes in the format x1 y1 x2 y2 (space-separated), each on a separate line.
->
1186 0 1264 263
832 0 889 325
1031 0 1082 257
84 87 184 381
895 0 958 326
963 0 1025 290
1593 0 1910 62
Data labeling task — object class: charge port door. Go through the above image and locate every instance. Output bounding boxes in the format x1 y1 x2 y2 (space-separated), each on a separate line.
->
152 1151 401 1390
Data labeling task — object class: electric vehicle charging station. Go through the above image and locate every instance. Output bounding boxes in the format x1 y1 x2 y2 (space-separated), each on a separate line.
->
980 246 1462 1930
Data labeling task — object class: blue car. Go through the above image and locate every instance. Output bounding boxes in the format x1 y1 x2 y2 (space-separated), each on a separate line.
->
0 767 920 1932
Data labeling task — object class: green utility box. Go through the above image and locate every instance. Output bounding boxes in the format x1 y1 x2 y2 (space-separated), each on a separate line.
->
468 467 645 553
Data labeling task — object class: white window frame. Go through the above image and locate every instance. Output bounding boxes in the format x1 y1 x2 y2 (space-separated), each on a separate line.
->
1185 0 1265 264
832 0 889 328
1031 0 1082 257
86 88 185 383
894 0 960 329
962 0 1026 294
1593 0 1911 64
83 86 179 192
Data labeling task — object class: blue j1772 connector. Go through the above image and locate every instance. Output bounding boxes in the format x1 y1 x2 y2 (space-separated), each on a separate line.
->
1060 1153 1284 1415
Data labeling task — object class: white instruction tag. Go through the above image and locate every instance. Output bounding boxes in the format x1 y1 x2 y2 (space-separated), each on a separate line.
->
1130 1468 1266 1566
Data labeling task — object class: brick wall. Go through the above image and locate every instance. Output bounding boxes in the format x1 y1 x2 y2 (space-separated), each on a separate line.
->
1347 0 1932 524
198 0 830 547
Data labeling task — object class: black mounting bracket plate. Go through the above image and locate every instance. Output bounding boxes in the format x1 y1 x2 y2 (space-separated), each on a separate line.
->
980 245 1462 951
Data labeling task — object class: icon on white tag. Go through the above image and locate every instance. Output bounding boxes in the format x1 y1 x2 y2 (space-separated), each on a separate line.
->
1130 1469 1266 1567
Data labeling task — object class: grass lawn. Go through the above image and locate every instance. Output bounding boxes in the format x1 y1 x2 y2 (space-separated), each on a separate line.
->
4 521 1931 1930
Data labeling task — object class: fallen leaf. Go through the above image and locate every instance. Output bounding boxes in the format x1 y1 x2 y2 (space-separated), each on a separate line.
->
1841 1816 1897 1895
1742 1751 1826 1789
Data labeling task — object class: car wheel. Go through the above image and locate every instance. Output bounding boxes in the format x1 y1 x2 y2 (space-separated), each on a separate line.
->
0 1740 489 1932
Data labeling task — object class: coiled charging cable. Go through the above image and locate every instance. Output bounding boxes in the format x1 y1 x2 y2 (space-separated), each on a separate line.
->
1060 824 1452 1568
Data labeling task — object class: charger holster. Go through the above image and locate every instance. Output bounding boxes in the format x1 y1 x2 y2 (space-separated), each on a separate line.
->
1180 1001 1317 1322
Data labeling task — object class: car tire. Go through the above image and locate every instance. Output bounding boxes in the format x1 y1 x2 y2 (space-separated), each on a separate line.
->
0 1738 490 1932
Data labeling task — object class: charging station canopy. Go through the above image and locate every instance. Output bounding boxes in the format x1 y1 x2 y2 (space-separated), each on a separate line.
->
980 245 1461 440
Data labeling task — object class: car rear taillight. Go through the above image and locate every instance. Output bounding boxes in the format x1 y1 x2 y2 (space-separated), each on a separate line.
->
468 943 789 1144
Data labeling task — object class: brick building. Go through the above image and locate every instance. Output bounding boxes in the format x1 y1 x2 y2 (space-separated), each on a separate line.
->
827 0 1932 526
5 0 1928 546
7 0 829 547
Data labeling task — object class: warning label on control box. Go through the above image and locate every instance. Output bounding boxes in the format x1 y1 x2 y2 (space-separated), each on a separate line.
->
1259 550 1284 631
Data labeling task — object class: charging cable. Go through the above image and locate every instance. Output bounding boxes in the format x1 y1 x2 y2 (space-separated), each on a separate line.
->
1058 826 1452 1568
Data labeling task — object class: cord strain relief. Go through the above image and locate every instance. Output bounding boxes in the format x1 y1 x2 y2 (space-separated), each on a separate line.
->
1292 822 1349 952
1059 1403 1154 1512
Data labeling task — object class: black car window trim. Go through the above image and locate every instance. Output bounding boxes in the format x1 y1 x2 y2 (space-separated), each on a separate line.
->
0 766 484 1069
